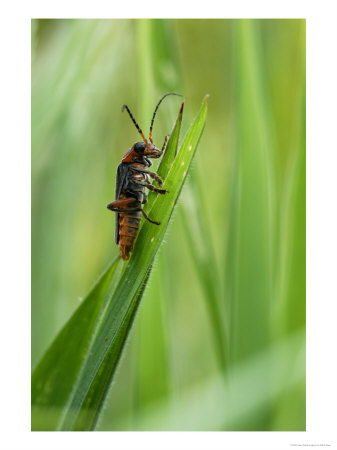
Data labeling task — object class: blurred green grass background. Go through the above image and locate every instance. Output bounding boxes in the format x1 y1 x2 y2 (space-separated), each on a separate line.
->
31 19 305 431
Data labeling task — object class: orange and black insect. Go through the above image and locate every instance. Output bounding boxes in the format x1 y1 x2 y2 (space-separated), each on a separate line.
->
107 93 183 261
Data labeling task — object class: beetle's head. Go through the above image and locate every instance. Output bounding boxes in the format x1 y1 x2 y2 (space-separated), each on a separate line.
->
145 142 162 158
133 141 162 159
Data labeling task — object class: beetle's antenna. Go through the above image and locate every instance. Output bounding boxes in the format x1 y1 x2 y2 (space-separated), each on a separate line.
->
122 104 148 144
149 93 183 144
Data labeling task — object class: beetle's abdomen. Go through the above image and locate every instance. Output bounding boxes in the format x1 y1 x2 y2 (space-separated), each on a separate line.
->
118 195 142 261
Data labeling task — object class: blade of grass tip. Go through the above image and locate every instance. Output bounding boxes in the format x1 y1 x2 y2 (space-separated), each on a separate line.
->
31 255 121 431
145 100 184 215
135 95 208 259
50 95 207 431
158 100 184 175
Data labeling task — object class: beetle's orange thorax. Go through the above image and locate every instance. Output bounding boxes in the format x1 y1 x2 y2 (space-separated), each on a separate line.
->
122 148 137 163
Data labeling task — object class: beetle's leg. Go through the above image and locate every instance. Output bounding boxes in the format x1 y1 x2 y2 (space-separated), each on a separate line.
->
107 197 160 224
162 134 170 152
111 201 159 224
138 181 167 194
108 207 139 213
140 208 160 225
149 171 163 186
130 167 163 186
107 197 137 211
145 184 166 194
129 178 167 194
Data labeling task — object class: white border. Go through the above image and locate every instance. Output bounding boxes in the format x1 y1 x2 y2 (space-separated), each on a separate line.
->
1 1 337 449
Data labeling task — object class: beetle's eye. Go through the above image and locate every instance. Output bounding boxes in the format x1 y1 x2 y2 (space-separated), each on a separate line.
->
134 142 145 154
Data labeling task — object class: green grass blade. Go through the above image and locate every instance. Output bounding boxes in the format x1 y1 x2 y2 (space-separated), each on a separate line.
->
72 267 153 430
157 100 184 177
224 20 277 430
31 96 208 431
226 21 275 362
181 175 229 373
31 256 121 430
